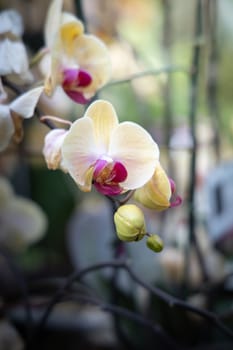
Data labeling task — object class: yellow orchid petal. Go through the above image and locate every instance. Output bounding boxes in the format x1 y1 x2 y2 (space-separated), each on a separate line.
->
134 187 158 210
151 163 172 201
109 121 159 189
134 163 172 211
60 15 84 56
61 117 98 188
72 34 111 94
143 179 170 210
84 100 118 152
45 17 84 96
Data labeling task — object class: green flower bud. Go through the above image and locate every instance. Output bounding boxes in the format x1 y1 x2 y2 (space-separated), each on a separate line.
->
114 204 146 242
146 234 164 252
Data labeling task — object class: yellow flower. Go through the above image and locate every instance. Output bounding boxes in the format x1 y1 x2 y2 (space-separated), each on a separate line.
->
134 163 182 210
114 204 146 242
61 100 159 195
43 0 111 104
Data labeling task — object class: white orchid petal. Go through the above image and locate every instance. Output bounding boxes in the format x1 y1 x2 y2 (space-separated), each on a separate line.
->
10 86 43 119
0 105 14 151
109 122 160 189
0 39 30 76
44 0 63 48
84 100 118 152
61 117 98 187
0 9 23 37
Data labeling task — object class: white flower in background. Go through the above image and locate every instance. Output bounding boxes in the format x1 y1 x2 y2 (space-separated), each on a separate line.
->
0 86 43 151
0 176 47 252
0 9 33 84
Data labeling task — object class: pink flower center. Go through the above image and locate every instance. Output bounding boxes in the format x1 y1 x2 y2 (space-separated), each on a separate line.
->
93 159 127 196
62 68 92 104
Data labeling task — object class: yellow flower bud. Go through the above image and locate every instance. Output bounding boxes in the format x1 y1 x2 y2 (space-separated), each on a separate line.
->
146 234 164 253
114 204 146 242
134 163 172 211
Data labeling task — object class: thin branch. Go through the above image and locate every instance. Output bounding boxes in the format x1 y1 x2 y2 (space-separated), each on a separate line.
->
206 0 221 161
186 0 209 282
100 65 188 90
25 259 233 349
63 293 183 350
1 76 25 95
123 264 233 340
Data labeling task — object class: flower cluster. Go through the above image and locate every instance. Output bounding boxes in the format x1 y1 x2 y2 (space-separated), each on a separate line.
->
43 98 181 252
0 0 182 253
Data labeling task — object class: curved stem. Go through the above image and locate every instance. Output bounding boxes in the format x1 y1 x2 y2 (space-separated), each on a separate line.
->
100 65 188 91
24 259 233 349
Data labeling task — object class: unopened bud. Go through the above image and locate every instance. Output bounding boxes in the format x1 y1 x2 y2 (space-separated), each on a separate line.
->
134 163 172 211
114 204 146 242
146 234 164 252
43 128 68 170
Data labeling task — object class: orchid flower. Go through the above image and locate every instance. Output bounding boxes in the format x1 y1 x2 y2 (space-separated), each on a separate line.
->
61 100 159 195
134 163 182 210
43 0 111 104
0 9 33 86
0 87 43 151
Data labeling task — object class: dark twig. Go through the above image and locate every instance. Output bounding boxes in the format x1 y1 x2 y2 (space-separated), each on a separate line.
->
24 259 233 350
186 0 209 282
205 0 221 161
62 293 183 350
107 197 133 350
1 76 25 95
161 0 174 151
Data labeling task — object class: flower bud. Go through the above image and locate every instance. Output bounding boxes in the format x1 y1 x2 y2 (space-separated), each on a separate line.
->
43 128 68 170
134 163 172 211
114 204 146 242
146 234 164 252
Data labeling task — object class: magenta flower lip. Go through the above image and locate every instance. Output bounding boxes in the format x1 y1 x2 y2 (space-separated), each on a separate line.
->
93 159 128 195
63 68 92 88
62 68 92 104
